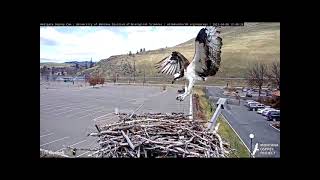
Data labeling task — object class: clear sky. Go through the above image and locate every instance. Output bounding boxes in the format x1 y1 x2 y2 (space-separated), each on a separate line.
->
40 26 204 63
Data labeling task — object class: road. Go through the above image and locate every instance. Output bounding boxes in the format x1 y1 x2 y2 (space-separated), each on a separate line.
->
206 86 280 158
40 82 190 157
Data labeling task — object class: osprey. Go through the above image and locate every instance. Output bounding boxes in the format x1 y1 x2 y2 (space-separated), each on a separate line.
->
155 26 223 101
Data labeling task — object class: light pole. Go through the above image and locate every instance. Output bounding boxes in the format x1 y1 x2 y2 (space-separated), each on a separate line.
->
249 133 254 157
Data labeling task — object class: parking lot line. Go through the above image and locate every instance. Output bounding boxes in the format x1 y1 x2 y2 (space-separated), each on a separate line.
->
76 151 91 157
55 139 88 152
75 138 98 157
94 115 119 123
93 112 115 122
76 110 113 120
51 105 102 116
64 106 108 116
40 136 70 147
41 103 98 112
269 123 280 132
40 132 54 138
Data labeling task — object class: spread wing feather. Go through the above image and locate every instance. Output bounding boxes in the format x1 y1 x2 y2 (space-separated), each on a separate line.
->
193 26 223 77
155 51 190 76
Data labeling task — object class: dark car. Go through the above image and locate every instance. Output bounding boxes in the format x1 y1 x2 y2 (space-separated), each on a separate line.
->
266 111 280 121
246 92 253 97
177 88 185 94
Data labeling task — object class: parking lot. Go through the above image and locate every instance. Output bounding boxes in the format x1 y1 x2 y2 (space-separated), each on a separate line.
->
206 87 280 158
40 82 190 157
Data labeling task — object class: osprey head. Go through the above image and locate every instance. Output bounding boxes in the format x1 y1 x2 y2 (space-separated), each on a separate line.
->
170 51 179 60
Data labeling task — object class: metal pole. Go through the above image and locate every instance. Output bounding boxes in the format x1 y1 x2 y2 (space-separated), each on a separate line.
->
250 138 253 157
208 103 222 130
189 93 193 120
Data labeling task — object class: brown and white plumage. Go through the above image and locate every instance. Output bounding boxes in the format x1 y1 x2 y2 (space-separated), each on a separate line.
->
155 51 189 83
155 26 223 101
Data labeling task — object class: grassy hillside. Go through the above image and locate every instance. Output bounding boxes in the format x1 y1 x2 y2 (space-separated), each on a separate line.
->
83 22 280 79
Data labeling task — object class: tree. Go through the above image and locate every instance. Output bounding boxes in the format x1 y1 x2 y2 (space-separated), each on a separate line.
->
143 48 145 52
40 65 47 75
90 59 94 68
267 61 280 90
136 50 139 54
246 63 268 97
140 48 142 53
84 74 90 84
89 78 97 87
113 73 117 84
129 51 132 56
75 63 79 69
89 75 105 87
100 77 105 86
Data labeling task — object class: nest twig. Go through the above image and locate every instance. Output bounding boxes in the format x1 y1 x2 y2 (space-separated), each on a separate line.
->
87 112 230 158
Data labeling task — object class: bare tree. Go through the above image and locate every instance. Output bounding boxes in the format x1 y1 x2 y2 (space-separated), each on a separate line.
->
89 77 97 87
246 63 268 97
90 59 94 68
267 61 280 90
113 73 117 84
100 77 105 86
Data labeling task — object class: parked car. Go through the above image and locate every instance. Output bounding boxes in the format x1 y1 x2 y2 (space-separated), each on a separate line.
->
248 103 259 111
245 101 257 107
266 111 280 121
256 104 265 109
245 100 254 103
258 107 273 114
257 108 265 114
177 88 185 94
246 92 253 97
248 103 265 111
262 108 278 116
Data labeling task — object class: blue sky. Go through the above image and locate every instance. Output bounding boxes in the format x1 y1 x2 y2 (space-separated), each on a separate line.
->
40 26 203 63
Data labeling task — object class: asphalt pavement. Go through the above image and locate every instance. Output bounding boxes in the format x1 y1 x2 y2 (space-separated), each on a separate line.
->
40 82 190 157
206 86 280 158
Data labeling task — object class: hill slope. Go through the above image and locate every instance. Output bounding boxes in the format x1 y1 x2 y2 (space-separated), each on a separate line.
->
84 22 280 79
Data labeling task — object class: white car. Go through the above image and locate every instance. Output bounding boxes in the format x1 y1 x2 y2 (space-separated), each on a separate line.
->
246 101 258 107
245 100 256 106
256 104 265 109
257 108 265 114
262 108 278 116
247 103 259 111
257 107 272 114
